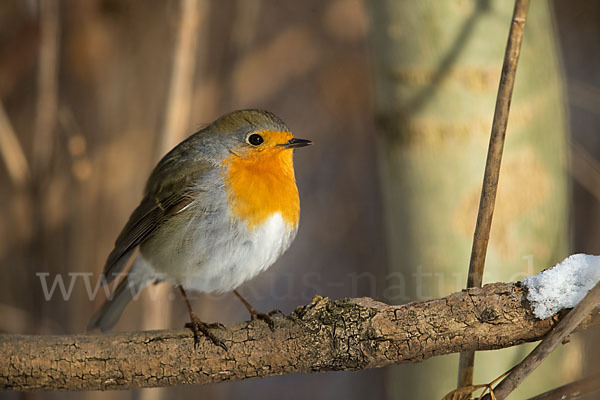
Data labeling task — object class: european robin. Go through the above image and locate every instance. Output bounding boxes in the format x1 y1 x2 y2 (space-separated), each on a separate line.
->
88 109 311 349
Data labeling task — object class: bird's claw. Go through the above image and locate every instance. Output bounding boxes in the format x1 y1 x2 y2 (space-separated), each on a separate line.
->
250 309 283 331
185 315 227 350
267 309 284 318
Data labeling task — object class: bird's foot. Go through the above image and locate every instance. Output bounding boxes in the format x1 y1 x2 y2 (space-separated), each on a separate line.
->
185 314 227 350
250 309 283 331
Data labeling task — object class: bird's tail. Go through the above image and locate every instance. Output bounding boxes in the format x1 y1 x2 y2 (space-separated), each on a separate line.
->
87 259 152 332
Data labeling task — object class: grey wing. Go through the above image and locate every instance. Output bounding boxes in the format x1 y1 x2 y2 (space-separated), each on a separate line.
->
102 191 194 283
102 135 212 283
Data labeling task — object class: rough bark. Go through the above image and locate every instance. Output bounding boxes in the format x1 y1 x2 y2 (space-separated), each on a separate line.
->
2 282 598 391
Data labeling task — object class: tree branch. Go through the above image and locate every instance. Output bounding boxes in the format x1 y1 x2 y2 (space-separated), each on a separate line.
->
2 282 599 391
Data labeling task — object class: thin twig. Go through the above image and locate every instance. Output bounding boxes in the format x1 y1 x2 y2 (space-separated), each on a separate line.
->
529 374 600 400
32 0 59 175
155 0 204 157
230 0 262 55
569 139 600 202
458 0 530 387
0 101 29 187
483 281 600 400
526 373 600 400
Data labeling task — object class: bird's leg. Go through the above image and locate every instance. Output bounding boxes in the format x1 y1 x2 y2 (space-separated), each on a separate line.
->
233 290 283 331
178 286 227 350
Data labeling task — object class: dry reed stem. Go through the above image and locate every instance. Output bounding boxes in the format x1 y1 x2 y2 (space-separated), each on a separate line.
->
459 0 531 388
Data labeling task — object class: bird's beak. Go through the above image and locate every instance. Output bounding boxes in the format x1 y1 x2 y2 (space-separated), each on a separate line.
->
280 138 313 149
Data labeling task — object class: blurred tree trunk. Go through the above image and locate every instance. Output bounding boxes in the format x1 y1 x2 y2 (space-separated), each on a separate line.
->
366 1 569 398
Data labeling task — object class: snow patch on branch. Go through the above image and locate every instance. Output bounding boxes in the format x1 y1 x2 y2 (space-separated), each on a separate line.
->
523 254 600 319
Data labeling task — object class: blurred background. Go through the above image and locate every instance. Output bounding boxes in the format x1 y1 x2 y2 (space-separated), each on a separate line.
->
0 0 598 399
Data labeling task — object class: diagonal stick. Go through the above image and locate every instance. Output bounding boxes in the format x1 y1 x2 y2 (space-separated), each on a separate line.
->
457 0 531 388
483 280 600 399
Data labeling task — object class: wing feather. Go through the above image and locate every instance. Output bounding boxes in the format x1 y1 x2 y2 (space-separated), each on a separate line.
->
102 192 195 282
101 134 212 282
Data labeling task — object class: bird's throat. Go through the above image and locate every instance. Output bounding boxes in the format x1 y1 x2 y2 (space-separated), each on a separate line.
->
222 150 300 230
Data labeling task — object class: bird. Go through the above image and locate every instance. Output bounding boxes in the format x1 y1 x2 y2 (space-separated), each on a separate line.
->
88 109 312 349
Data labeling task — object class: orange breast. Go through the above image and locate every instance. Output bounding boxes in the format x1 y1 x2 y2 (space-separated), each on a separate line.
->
222 147 300 230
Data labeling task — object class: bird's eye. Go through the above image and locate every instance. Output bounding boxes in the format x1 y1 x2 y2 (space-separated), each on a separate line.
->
247 133 264 146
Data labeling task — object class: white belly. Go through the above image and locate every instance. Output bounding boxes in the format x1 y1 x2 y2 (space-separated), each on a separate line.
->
141 212 297 293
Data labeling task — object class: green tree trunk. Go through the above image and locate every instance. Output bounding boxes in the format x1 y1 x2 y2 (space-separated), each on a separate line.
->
367 1 570 398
